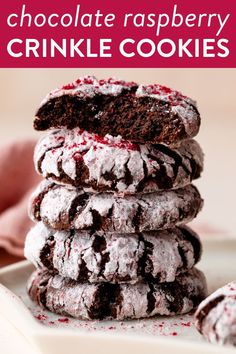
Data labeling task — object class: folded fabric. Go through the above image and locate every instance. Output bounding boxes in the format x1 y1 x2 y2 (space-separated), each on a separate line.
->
0 139 40 256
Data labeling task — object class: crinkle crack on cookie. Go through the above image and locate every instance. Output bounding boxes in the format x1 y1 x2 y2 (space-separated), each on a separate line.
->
28 267 207 320
34 76 201 145
25 222 202 284
29 180 203 233
34 128 204 193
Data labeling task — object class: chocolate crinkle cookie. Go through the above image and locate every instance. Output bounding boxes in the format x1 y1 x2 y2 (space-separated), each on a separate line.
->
34 76 201 145
24 222 202 284
29 180 203 233
28 267 207 320
195 282 236 346
34 128 203 194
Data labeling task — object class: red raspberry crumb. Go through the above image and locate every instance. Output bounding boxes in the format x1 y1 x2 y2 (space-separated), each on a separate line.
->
99 79 107 85
62 83 76 90
83 77 95 84
68 143 79 149
159 85 172 94
93 135 108 144
58 317 69 323
181 321 191 327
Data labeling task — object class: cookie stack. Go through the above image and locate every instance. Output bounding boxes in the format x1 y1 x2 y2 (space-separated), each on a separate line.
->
25 76 207 321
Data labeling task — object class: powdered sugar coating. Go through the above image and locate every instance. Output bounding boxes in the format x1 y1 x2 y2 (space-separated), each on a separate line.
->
29 181 203 233
28 268 207 320
195 282 236 346
135 85 198 138
25 222 201 284
34 128 203 194
40 76 194 110
40 77 137 106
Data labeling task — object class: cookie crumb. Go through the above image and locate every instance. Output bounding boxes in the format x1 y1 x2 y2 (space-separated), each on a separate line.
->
58 317 69 323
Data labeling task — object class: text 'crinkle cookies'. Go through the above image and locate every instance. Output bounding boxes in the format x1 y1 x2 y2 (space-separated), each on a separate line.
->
25 76 207 321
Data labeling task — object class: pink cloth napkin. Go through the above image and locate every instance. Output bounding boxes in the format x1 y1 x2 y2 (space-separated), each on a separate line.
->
0 139 41 257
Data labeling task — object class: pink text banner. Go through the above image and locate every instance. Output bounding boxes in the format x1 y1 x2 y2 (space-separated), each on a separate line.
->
0 0 235 67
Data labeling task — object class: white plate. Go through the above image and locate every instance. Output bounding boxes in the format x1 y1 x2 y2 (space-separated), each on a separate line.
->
0 239 235 354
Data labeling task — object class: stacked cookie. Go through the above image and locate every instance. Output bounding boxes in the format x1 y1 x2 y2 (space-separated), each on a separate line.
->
25 76 207 321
